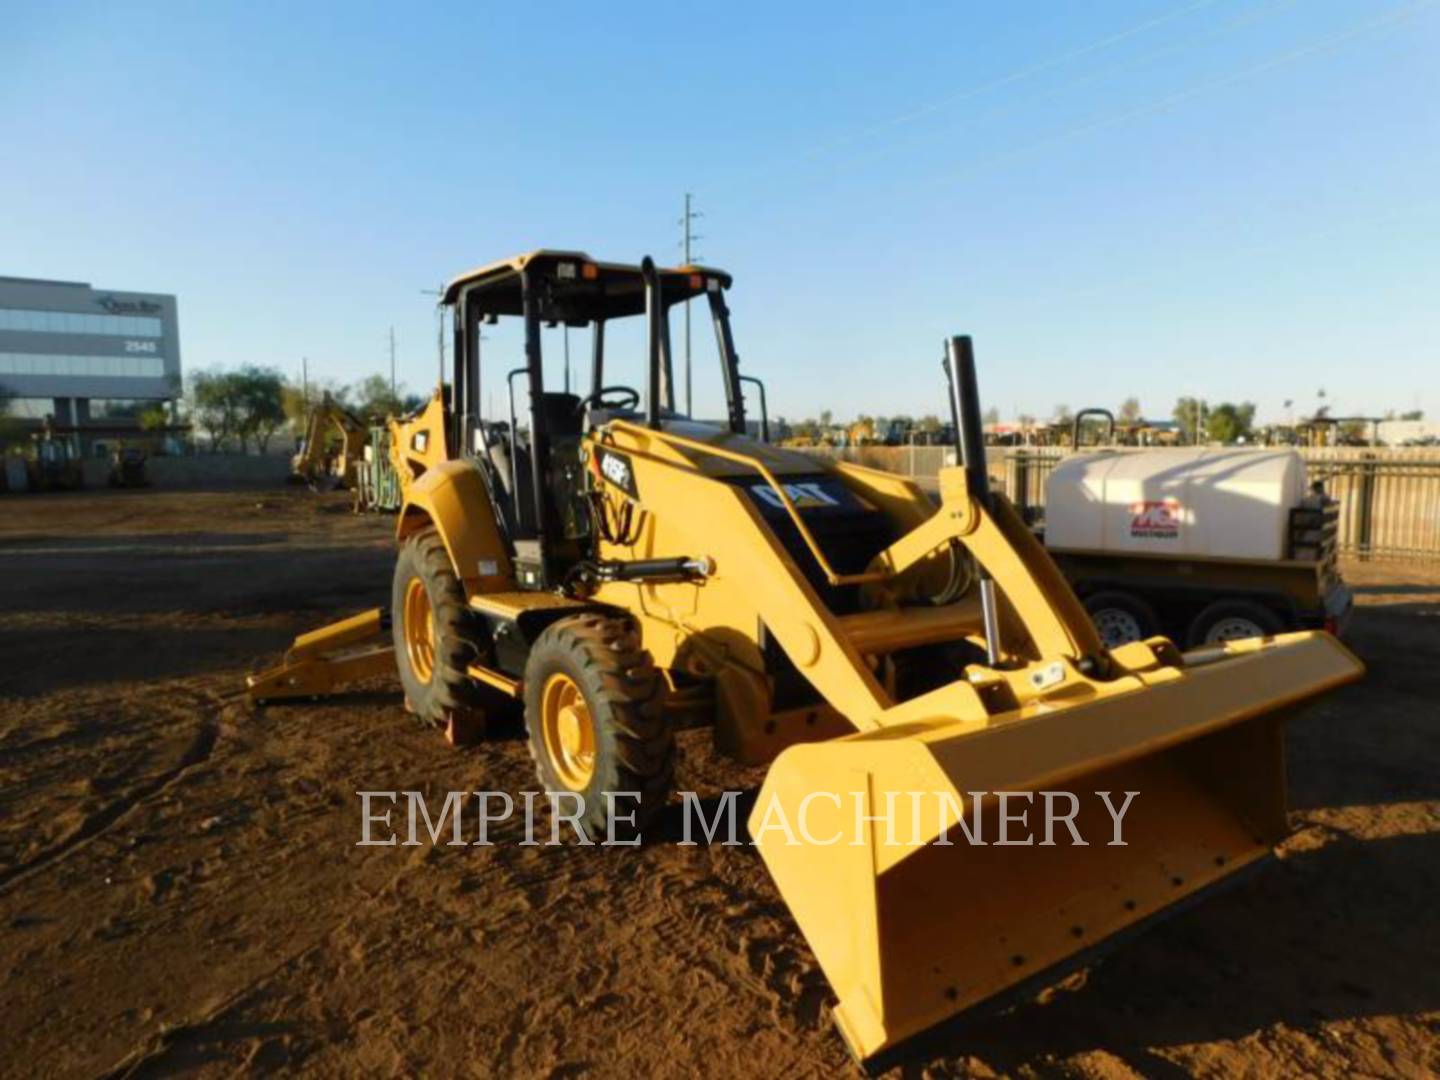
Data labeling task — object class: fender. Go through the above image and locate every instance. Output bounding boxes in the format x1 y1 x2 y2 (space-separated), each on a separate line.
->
397 459 513 595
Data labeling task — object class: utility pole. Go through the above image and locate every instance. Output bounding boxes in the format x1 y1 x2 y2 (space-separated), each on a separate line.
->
678 193 703 416
388 326 397 401
301 357 309 404
420 287 446 388
563 326 571 394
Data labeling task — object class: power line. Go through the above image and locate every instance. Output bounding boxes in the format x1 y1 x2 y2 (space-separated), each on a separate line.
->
789 0 1302 187
733 0 1223 188
918 0 1434 192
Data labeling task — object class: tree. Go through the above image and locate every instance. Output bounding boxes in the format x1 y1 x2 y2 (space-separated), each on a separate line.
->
1052 404 1073 425
1118 396 1142 423
1401 409 1424 421
1205 401 1256 444
282 384 312 432
351 374 405 419
233 366 288 453
916 414 942 436
983 406 1000 426
138 405 169 432
1173 397 1206 444
189 370 242 452
187 367 287 453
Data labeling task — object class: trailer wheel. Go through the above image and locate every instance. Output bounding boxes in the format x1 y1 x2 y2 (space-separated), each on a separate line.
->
1083 591 1159 649
523 614 673 842
391 528 489 741
1188 599 1284 647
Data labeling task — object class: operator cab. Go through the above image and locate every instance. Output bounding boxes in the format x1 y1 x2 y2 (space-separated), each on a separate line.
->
440 251 758 588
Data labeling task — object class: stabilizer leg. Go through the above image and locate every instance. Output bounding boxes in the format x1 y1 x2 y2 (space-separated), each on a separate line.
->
246 609 394 702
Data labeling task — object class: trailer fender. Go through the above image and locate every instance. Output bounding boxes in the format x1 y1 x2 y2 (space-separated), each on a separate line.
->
398 459 513 594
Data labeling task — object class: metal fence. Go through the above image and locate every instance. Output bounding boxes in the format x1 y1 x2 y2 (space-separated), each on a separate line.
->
1302 449 1440 560
803 444 1440 561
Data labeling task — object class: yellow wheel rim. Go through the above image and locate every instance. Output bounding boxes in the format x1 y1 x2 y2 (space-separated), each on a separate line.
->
540 672 596 789
402 578 436 684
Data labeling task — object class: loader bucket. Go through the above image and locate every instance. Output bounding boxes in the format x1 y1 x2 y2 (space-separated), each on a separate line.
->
750 631 1362 1063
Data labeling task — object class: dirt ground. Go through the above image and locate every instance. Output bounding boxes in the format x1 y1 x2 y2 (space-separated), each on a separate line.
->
1 488 1436 1078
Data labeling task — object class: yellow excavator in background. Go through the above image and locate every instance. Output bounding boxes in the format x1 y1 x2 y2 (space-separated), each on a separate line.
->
248 251 1362 1063
845 418 879 446
289 392 368 490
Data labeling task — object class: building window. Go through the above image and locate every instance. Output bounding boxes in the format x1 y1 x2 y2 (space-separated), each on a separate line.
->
0 352 166 378
0 398 61 419
0 307 163 338
90 398 168 419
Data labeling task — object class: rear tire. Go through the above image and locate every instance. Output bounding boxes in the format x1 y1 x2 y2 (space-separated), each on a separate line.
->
1187 599 1284 647
391 528 489 739
523 614 673 841
1083 590 1159 648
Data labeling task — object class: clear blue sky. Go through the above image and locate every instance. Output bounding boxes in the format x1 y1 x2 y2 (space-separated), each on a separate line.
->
5 0 1437 425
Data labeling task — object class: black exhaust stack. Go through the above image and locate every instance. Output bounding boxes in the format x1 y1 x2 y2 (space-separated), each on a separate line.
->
944 335 1002 665
944 335 991 512
642 257 663 430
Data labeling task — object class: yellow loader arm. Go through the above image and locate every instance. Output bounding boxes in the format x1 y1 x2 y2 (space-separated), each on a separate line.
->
593 338 1363 1063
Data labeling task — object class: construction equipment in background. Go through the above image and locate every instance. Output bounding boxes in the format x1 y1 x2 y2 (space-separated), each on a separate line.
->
247 251 1363 1064
1297 415 1383 448
349 387 453 513
778 431 829 449
25 424 84 492
353 424 403 513
106 444 149 488
845 418 880 446
1 452 27 493
1072 408 1116 447
1069 409 1177 448
289 392 367 490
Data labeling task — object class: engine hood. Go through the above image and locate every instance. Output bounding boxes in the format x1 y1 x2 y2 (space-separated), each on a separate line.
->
601 417 834 479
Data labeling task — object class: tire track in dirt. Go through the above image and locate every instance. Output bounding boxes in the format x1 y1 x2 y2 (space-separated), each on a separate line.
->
96 850 430 1080
0 697 221 895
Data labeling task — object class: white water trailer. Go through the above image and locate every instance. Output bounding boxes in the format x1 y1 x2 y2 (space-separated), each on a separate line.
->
1043 448 1352 647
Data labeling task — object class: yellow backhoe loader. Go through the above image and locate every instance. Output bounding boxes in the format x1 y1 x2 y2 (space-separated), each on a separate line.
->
289 392 367 490
247 251 1362 1063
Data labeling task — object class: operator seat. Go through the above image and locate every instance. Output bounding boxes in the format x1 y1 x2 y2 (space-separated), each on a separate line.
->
486 393 584 541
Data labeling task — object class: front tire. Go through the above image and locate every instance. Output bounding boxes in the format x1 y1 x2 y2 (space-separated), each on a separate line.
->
523 615 673 841
391 529 488 740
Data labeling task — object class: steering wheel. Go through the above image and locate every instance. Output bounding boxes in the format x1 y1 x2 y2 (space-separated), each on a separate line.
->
575 386 641 414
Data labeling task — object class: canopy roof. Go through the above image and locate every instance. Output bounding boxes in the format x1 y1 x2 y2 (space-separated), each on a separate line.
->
441 250 732 323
